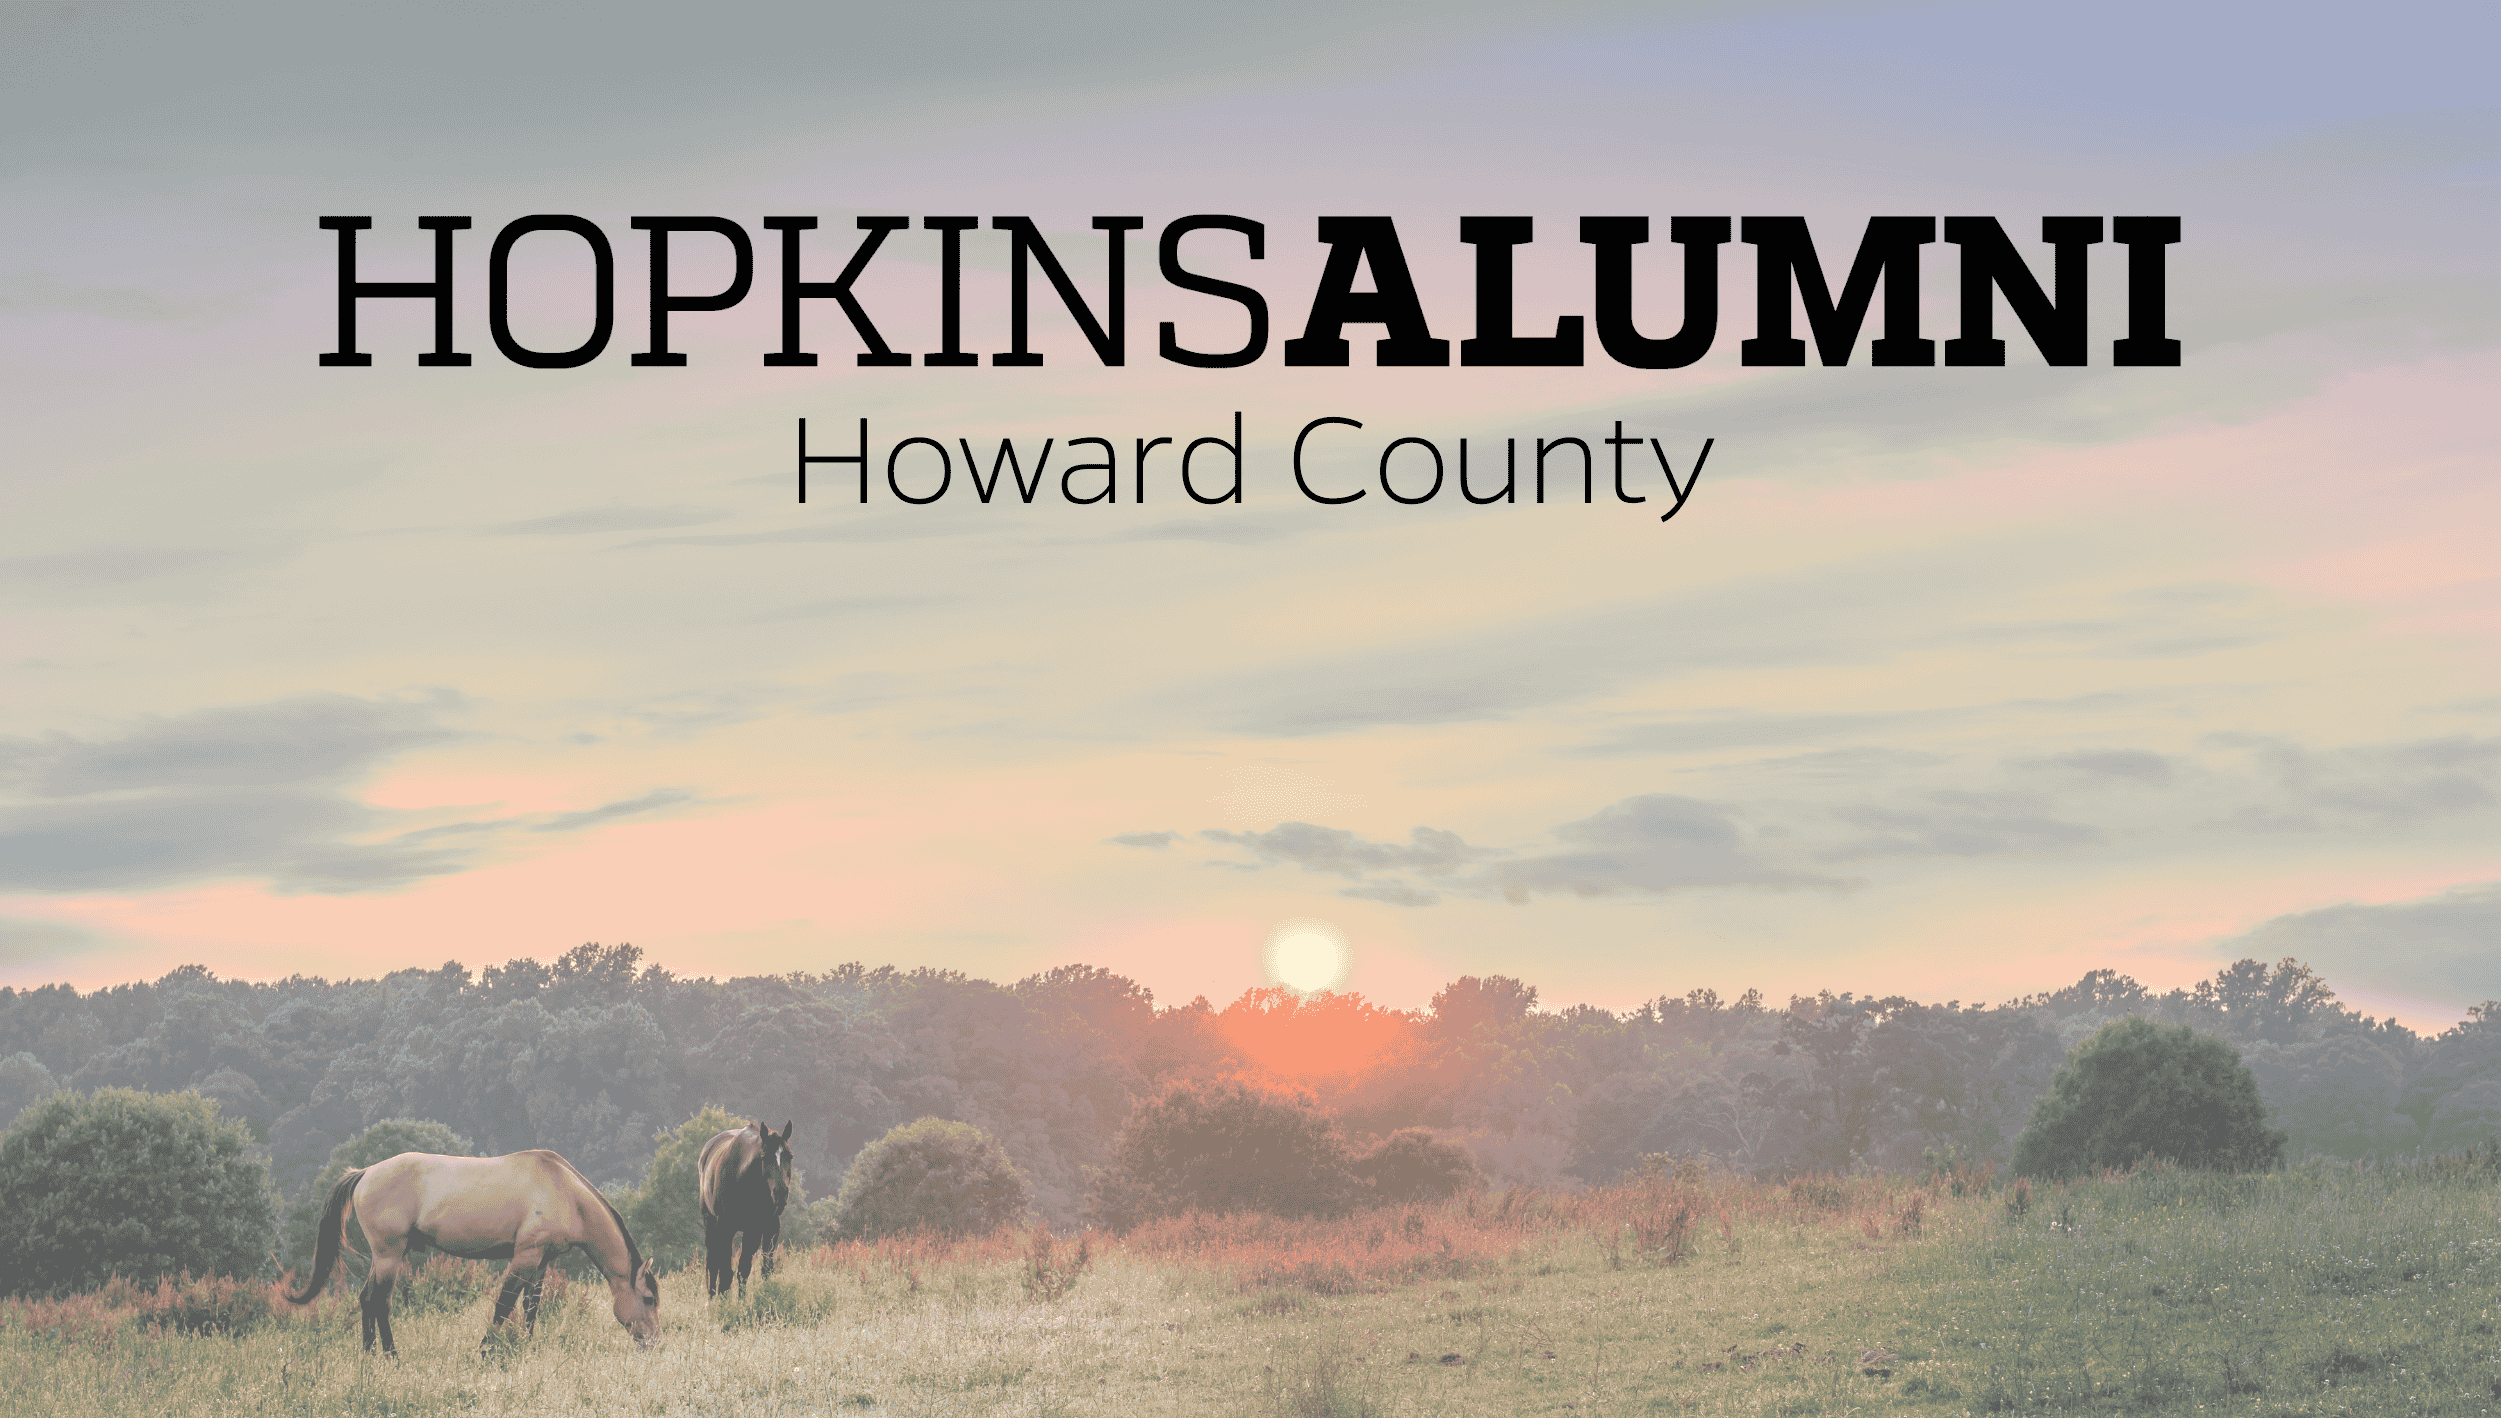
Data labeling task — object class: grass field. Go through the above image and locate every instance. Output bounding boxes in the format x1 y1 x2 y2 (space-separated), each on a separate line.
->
5 1158 2498 1416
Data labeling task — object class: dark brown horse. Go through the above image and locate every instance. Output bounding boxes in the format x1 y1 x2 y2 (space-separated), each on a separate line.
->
286 1149 660 1355
697 1119 794 1298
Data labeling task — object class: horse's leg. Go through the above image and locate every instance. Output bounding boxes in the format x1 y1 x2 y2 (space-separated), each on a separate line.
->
704 1215 733 1299
483 1246 547 1355
362 1239 408 1357
759 1222 781 1280
735 1229 758 1297
521 1271 545 1336
362 1250 405 1360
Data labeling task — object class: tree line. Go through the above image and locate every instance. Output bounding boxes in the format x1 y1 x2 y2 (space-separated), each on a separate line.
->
1 946 2491 1239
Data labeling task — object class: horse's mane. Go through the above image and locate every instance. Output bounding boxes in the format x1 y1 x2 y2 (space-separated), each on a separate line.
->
550 1152 646 1280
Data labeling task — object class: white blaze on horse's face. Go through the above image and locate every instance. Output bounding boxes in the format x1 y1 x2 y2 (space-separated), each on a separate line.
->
617 1258 661 1347
762 1121 795 1211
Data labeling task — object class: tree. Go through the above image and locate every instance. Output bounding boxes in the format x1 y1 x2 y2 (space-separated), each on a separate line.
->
1091 1081 1361 1229
830 1118 1030 1240
2012 1019 2286 1180
617 1105 749 1274
281 1117 473 1271
0 1051 60 1131
0 1088 277 1297
1352 1128 1483 1202
1427 976 1539 1039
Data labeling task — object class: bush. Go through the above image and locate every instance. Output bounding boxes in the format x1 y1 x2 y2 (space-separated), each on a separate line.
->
831 1118 1029 1240
281 1117 473 1271
1353 1128 1484 1203
0 1088 277 1298
2013 1018 2287 1180
1091 1081 1362 1229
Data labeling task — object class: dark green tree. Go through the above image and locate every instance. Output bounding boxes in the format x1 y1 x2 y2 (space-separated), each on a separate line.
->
2012 1019 2286 1179
280 1117 472 1271
1091 1081 1362 1228
0 1088 277 1297
831 1118 1030 1240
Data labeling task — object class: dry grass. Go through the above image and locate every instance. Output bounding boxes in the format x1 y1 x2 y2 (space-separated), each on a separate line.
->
7 1160 2496 1415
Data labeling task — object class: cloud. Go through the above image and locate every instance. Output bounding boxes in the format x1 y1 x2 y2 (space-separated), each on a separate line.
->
1469 794 1845 901
1207 767 1367 828
2224 882 2501 1021
0 545 266 603
531 790 695 833
1341 883 1439 908
0 694 468 894
1823 789 2103 860
1107 831 1179 849
1701 747 1949 778
1569 691 2175 760
1113 513 1307 546
1570 711 1935 758
1 914 107 964
2024 749 2176 784
494 506 723 535
1193 793 1840 905
0 694 458 798
2204 733 2501 832
1164 537 2187 740
1201 823 1491 879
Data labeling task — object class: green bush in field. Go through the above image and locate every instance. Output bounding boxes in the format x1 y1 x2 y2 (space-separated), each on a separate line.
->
1352 1127 1484 1203
0 1088 276 1297
1090 1081 1363 1229
831 1118 1030 1240
2013 1018 2285 1179
281 1117 472 1271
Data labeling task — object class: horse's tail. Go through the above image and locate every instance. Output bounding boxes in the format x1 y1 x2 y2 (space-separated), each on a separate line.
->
284 1167 365 1305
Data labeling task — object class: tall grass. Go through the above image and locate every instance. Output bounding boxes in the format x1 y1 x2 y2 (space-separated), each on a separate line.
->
1894 1153 2501 1412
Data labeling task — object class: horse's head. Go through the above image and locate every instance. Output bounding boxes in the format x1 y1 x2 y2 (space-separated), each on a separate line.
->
614 1256 661 1348
755 1119 796 1212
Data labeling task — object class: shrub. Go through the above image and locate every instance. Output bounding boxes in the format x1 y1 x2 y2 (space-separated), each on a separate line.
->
2013 1018 2286 1180
281 1117 473 1271
831 1118 1029 1240
1091 1081 1362 1229
1352 1128 1483 1203
0 1088 277 1297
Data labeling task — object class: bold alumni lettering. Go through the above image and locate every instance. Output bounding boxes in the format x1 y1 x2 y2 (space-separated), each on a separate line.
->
1282 218 1449 366
1459 216 1582 366
1579 216 1727 369
1741 216 1934 366
1943 216 2102 366
2112 216 2182 366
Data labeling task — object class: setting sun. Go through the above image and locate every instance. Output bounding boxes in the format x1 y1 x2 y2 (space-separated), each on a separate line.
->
1264 918 1351 994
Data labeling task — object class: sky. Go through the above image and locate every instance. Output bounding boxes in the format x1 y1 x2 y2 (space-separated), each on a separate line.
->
3 0 2497 1032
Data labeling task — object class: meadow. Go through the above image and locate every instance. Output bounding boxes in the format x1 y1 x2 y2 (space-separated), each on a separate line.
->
5 1157 2498 1417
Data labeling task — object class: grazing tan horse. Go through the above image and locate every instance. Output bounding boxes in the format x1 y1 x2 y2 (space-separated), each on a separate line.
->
698 1119 794 1298
286 1149 660 1356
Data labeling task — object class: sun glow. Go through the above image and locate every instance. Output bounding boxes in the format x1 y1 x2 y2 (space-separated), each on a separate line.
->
1263 917 1351 994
